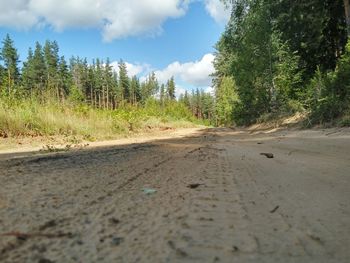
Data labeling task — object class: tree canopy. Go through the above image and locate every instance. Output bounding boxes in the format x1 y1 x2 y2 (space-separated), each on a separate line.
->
214 0 350 125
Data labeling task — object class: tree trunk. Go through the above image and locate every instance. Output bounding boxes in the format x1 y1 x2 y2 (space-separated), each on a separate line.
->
90 86 93 107
7 69 11 95
106 84 109 110
56 84 60 101
344 0 350 35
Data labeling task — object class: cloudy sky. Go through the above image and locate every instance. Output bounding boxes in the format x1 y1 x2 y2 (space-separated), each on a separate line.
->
0 0 230 96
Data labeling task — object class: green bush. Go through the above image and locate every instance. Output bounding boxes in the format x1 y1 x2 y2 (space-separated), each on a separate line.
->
308 41 350 124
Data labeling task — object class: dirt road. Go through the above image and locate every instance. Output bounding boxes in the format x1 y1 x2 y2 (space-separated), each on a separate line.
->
0 128 349 263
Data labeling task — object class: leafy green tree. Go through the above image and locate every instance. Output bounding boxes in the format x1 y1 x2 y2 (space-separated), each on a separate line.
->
215 0 348 125
272 33 303 109
200 90 215 121
272 0 346 76
216 76 237 125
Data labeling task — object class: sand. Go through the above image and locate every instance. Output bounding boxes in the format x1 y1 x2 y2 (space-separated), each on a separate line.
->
0 127 349 262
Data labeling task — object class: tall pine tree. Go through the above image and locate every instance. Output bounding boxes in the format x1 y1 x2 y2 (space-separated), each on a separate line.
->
1 34 20 94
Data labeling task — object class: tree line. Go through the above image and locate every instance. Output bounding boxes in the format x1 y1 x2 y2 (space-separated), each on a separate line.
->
0 34 215 121
214 0 350 125
0 34 178 108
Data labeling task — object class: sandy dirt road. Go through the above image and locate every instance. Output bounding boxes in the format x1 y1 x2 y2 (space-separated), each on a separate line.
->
0 128 349 263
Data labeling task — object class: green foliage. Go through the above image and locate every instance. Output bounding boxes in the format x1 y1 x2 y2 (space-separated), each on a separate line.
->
0 34 20 94
31 42 47 92
141 72 159 103
69 85 85 103
178 88 215 124
272 34 303 106
338 113 350 127
118 60 130 102
308 41 350 124
166 77 176 100
214 0 349 126
215 76 237 126
0 97 200 139
0 34 213 139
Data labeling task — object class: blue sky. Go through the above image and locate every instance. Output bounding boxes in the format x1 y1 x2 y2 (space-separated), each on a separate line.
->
0 0 230 95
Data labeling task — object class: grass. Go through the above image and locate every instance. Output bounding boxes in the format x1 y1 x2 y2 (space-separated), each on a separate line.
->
0 97 203 141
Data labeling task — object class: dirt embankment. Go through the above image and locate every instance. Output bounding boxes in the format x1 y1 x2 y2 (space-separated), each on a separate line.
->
0 127 349 262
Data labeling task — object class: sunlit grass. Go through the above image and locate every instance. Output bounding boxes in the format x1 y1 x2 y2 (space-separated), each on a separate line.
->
0 97 202 140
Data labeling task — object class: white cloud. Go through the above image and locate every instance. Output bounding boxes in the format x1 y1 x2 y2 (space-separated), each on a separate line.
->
0 0 190 41
204 0 231 24
205 86 214 95
0 0 38 29
110 61 151 78
125 62 151 77
111 53 214 98
154 53 215 87
0 1 229 40
175 85 186 98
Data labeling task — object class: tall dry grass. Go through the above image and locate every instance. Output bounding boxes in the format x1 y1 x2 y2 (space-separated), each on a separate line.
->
0 97 201 140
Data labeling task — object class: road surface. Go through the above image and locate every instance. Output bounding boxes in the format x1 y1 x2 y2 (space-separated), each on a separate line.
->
0 128 349 262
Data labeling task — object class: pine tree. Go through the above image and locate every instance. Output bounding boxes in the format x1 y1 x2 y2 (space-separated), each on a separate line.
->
32 42 47 94
118 60 130 104
0 65 4 91
141 72 158 102
183 91 190 108
104 58 114 109
94 58 103 107
44 40 59 95
58 56 70 99
160 84 165 106
22 48 35 96
111 71 119 108
1 34 20 94
130 76 141 105
166 76 176 100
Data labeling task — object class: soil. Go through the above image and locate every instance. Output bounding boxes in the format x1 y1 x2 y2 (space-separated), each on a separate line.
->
0 127 349 263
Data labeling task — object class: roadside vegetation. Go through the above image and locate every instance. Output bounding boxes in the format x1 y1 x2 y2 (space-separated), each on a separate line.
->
0 36 214 140
214 0 350 127
0 97 203 140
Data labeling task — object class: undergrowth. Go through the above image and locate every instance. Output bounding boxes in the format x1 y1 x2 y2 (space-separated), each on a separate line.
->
0 97 203 140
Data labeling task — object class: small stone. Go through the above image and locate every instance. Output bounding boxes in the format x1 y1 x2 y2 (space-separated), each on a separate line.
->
187 183 203 189
111 237 124 246
260 153 274 158
38 258 54 263
109 217 120 225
